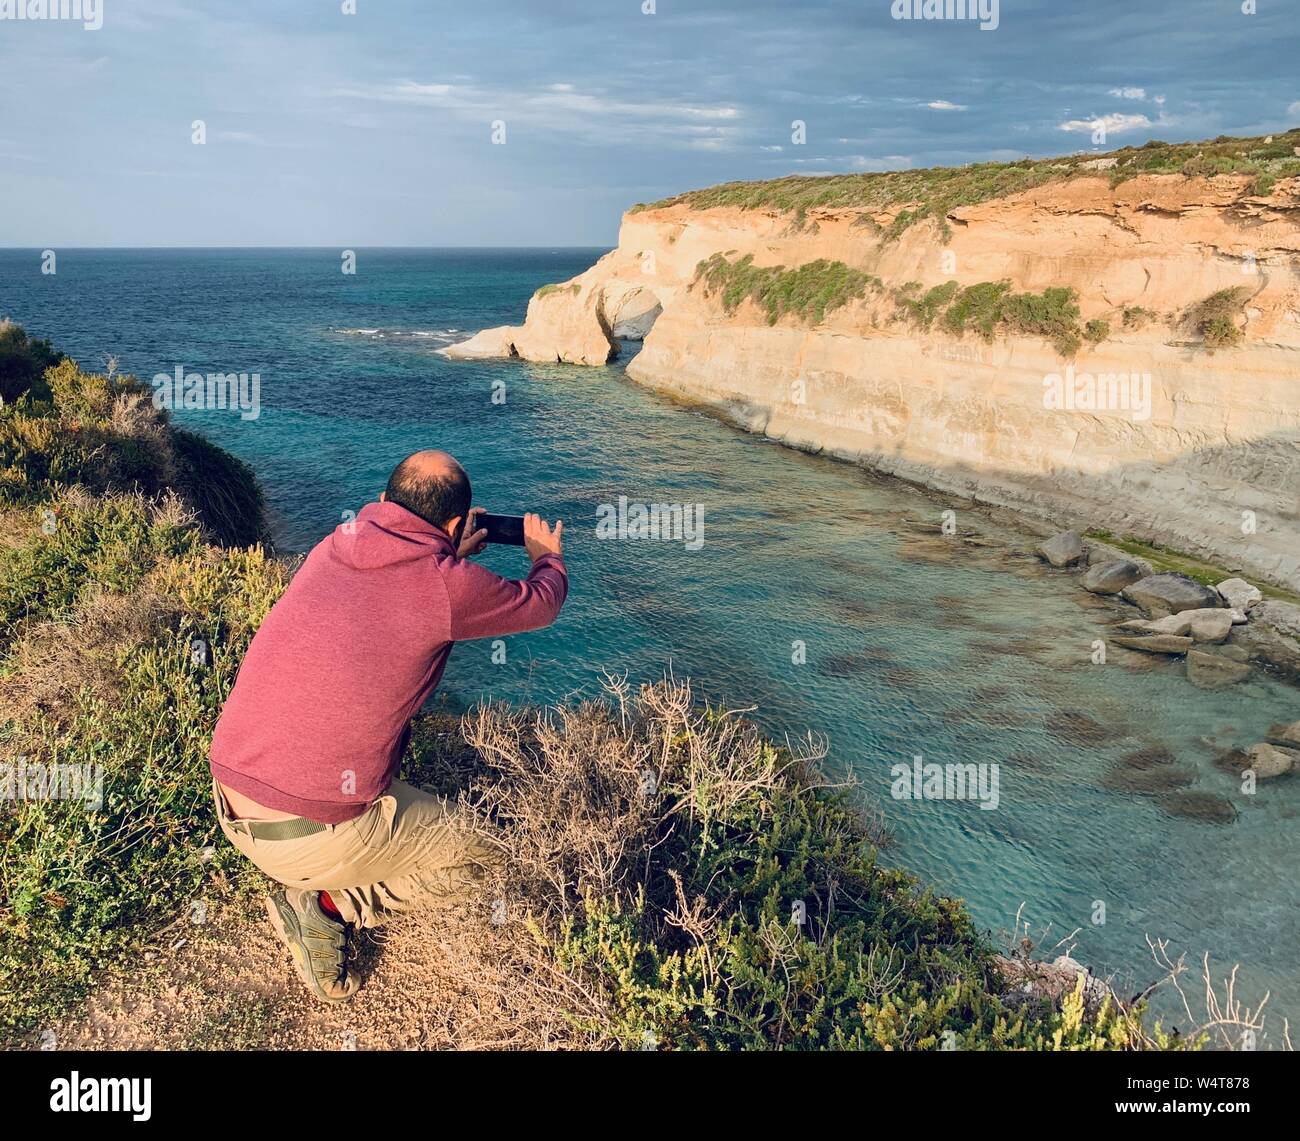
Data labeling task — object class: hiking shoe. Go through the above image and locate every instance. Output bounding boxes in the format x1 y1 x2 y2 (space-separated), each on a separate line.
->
263 889 360 1003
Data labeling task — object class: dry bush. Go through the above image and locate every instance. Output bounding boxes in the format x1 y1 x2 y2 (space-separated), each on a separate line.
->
0 578 173 735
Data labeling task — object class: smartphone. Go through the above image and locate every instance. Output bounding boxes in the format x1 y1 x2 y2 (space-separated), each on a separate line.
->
476 512 526 546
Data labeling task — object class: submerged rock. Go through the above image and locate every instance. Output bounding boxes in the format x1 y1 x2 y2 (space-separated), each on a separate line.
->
1083 559 1147 595
1120 744 1177 769
1122 573 1221 616
1186 649 1251 689
1046 709 1122 745
1102 764 1197 793
1267 720 1300 749
1037 530 1086 568
1158 791 1238 824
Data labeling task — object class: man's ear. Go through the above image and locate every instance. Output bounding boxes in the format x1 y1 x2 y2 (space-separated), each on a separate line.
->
379 491 387 503
445 515 464 544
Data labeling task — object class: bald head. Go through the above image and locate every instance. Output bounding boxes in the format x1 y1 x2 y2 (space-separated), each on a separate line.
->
384 450 471 532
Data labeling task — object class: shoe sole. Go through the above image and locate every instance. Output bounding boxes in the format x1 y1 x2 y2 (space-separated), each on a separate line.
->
263 893 355 1005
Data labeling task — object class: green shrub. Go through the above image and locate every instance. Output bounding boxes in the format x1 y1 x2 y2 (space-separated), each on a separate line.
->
942 281 1013 341
692 254 881 325
0 320 62 404
534 282 581 299
1187 287 1251 349
896 281 959 329
1084 319 1110 344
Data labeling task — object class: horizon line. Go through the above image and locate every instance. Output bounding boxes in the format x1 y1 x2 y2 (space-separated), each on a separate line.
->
0 244 614 251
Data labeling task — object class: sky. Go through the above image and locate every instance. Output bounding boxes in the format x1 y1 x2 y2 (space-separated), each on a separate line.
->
0 0 1297 246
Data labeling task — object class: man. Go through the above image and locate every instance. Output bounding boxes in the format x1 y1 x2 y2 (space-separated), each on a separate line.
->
209 450 567 1001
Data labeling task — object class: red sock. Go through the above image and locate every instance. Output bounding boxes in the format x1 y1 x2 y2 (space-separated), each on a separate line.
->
318 890 343 920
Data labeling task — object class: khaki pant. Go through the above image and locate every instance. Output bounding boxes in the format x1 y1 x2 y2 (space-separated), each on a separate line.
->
214 779 502 929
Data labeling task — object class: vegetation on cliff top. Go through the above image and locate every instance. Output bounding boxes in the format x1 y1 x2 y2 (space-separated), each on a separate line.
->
633 129 1300 240
0 326 1221 1049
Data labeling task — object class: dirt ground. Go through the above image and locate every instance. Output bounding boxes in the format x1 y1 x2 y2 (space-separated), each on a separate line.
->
43 895 593 1051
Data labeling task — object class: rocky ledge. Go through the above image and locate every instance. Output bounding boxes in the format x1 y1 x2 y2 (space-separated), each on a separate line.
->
1035 529 1300 779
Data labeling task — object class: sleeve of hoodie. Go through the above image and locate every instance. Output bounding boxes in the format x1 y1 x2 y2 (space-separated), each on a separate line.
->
445 553 569 641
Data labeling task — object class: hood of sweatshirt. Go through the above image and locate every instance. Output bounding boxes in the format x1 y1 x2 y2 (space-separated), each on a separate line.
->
328 500 456 571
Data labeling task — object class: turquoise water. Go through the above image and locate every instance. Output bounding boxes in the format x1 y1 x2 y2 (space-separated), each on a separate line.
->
4 248 1298 1030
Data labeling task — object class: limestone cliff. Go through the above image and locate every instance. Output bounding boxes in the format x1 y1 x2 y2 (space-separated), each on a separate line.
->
444 135 1300 590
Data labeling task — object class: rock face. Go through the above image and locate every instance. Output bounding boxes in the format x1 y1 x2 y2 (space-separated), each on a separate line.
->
1121 574 1221 616
440 325 520 360
1083 559 1146 594
1216 578 1263 611
1038 530 1086 568
441 170 1300 591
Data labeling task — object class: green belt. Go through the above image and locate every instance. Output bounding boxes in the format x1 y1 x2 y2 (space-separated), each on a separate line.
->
244 816 327 841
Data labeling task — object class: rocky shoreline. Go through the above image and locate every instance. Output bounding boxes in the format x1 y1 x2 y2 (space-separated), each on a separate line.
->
1035 527 1300 780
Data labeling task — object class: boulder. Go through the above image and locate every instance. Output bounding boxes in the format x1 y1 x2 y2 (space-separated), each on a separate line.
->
1122 573 1221 617
1232 601 1300 684
1186 649 1251 689
1116 609 1231 638
1266 721 1300 749
1187 609 1234 644
1110 634 1193 655
1085 541 1152 572
1253 600 1300 640
1037 530 1086 568
1083 559 1146 595
1243 742 1299 779
1216 578 1263 612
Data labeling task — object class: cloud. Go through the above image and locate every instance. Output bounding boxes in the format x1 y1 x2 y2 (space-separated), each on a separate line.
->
1288 101 1300 119
1108 87 1147 101
1058 113 1152 135
849 154 913 171
351 80 739 123
926 100 968 111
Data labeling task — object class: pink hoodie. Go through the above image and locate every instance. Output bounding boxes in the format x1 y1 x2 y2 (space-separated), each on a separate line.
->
209 501 568 822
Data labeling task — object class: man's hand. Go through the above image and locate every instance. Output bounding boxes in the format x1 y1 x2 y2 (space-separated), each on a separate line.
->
457 507 488 559
523 513 563 562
